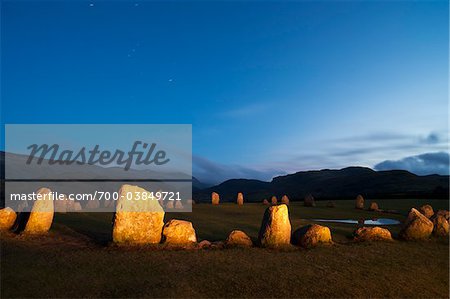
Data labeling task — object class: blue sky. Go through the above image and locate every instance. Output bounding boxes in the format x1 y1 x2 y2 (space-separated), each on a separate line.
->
1 0 448 183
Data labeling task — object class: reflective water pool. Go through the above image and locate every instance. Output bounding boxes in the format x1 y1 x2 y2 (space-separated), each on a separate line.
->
311 218 401 225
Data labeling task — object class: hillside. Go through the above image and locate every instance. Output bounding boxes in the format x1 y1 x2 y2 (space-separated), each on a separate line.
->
194 167 449 202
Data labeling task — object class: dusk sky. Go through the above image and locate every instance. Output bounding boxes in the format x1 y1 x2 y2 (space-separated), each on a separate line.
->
1 1 449 183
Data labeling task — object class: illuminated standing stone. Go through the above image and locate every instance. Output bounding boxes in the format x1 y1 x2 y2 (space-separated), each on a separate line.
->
258 204 291 247
162 219 197 245
399 208 433 240
226 230 252 247
237 192 244 205
271 196 277 205
432 215 449 237
175 200 183 209
0 208 17 231
263 199 270 205
112 184 165 244
281 195 289 205
211 192 220 205
353 227 393 242
293 224 333 248
355 195 364 210
418 204 434 219
24 188 54 234
369 201 379 211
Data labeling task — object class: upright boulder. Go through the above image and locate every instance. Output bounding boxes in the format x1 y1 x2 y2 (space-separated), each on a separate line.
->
432 215 449 237
399 208 433 240
24 188 54 234
436 210 449 221
162 219 197 245
263 199 270 205
226 230 253 247
0 208 17 231
304 194 316 207
54 195 67 213
211 192 220 205
175 200 183 209
418 204 434 219
237 192 244 205
281 195 289 205
353 227 393 242
271 196 278 205
166 201 174 209
293 224 332 248
355 195 365 210
368 202 379 211
258 204 291 247
112 184 165 244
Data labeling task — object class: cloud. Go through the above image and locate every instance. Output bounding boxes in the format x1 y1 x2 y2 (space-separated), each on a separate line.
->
374 152 449 175
193 155 285 184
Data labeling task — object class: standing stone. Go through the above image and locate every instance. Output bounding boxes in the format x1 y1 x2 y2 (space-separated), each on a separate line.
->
281 195 289 205
326 201 336 208
353 227 393 242
432 215 449 237
112 184 165 244
436 210 449 221
304 194 316 207
355 195 365 210
24 188 54 234
73 202 82 211
54 195 68 213
211 192 220 205
187 199 196 205
226 230 253 247
271 196 278 205
368 202 379 211
418 204 434 219
166 201 174 209
175 200 183 209
293 224 332 248
263 199 270 205
86 199 100 210
258 204 291 247
399 208 433 240
237 192 244 205
162 219 197 245
0 208 17 231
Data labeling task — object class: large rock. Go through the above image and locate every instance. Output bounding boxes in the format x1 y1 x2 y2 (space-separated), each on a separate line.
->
418 204 434 219
54 195 67 213
166 201 174 209
73 202 82 211
258 204 291 247
399 208 433 240
263 199 270 205
112 184 165 244
271 196 278 205
304 194 315 207
226 230 253 247
162 219 197 245
24 188 54 234
368 202 379 211
237 192 244 205
436 210 449 221
211 192 220 205
281 195 289 205
355 195 364 210
175 201 183 209
353 227 393 242
293 224 332 248
0 208 17 231
432 215 449 237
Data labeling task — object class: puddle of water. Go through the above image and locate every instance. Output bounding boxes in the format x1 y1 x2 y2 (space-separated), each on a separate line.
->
311 218 401 225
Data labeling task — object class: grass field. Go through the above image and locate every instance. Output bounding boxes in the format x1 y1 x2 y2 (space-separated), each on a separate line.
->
1 199 449 298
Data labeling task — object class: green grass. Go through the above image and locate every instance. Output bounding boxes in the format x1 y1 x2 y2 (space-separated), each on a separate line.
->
1 199 449 298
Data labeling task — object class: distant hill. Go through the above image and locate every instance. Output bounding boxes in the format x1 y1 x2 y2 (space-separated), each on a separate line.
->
194 167 449 202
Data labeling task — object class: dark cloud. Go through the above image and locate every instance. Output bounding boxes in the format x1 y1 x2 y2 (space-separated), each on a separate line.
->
193 155 285 185
421 133 440 144
374 152 449 175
